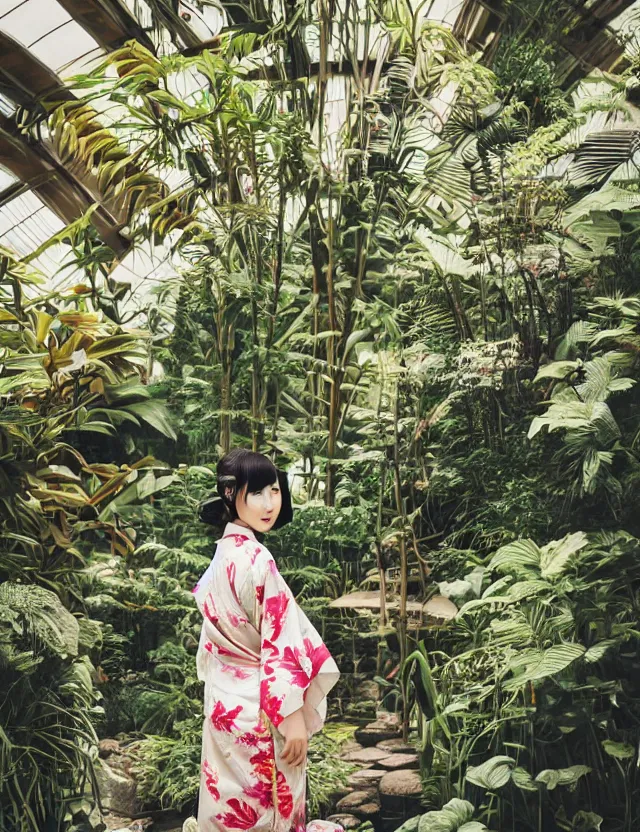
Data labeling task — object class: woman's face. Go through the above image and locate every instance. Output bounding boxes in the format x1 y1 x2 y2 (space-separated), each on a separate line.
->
235 479 282 533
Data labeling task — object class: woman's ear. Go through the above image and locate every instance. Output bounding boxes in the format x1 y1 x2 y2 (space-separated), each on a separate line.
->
219 475 237 507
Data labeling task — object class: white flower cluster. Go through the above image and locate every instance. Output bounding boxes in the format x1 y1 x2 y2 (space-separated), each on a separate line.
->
453 335 521 392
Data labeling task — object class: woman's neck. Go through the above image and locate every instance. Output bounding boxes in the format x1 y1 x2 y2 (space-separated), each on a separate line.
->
226 519 258 539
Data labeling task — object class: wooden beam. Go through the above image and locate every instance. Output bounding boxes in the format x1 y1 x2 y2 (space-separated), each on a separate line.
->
55 0 156 52
0 32 133 254
0 32 75 109
0 114 129 255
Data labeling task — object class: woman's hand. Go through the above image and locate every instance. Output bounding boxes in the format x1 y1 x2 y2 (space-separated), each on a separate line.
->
279 708 308 767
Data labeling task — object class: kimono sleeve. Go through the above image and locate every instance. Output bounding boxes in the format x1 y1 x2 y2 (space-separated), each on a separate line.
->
253 554 340 736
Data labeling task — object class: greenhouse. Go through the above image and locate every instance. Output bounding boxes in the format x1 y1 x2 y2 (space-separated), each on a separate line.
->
2 1 640 831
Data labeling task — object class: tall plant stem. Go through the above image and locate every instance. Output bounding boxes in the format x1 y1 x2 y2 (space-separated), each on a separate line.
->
393 375 409 740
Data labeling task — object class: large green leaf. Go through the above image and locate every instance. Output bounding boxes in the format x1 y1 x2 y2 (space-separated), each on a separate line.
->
535 765 590 791
504 643 586 689
601 741 635 760
125 400 177 440
539 532 588 579
466 756 516 790
489 539 541 575
417 799 485 832
533 361 580 382
569 130 640 186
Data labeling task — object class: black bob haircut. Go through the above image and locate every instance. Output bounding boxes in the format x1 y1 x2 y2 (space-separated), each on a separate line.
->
199 448 293 530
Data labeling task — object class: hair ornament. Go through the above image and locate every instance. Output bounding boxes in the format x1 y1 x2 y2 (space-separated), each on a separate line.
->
218 474 237 506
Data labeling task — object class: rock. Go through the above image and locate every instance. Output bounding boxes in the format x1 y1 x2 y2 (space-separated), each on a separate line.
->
354 802 381 818
336 791 377 812
355 720 402 747
378 769 424 815
341 747 390 765
379 769 422 796
375 711 400 726
378 753 419 770
327 784 354 803
339 740 364 758
103 813 134 831
354 712 401 748
376 738 415 754
354 680 380 701
99 739 121 758
327 814 361 829
128 820 153 831
95 759 141 817
347 769 387 789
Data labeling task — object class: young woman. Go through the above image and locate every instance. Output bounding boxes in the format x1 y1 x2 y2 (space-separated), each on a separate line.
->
190 449 342 832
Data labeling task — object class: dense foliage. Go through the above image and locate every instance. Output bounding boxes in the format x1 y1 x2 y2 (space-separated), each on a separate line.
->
3 2 640 831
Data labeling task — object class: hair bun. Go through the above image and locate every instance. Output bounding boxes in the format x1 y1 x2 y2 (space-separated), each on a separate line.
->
198 495 228 526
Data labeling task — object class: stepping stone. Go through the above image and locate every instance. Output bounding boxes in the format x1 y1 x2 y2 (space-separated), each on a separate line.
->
341 747 390 765
327 815 361 830
336 791 378 813
347 769 387 789
376 738 415 754
354 802 381 819
379 753 419 770
379 769 422 796
339 740 364 758
379 769 423 814
355 724 402 746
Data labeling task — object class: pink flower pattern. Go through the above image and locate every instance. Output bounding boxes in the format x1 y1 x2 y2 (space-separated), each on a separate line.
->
193 523 340 832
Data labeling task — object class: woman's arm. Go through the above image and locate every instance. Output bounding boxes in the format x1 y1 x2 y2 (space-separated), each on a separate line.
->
279 707 308 767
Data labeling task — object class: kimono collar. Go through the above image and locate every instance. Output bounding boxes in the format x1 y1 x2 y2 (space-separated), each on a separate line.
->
216 521 258 543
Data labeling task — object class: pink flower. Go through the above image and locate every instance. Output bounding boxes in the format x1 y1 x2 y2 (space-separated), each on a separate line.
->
260 679 284 726
291 807 306 832
261 638 280 675
303 637 332 677
256 584 265 603
250 747 275 779
275 771 293 818
202 760 220 799
227 611 248 628
210 700 243 732
221 664 251 680
216 799 259 830
251 546 262 564
226 534 250 547
237 731 262 747
279 645 310 688
264 590 289 640
203 598 219 624
243 778 272 808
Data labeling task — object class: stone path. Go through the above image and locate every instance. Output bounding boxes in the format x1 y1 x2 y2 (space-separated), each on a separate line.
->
101 712 420 832
327 712 422 831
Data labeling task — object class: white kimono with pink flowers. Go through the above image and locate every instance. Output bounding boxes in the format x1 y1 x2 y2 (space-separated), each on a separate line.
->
192 521 342 832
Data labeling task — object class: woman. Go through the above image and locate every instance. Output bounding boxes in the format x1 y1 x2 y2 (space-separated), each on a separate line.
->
189 449 342 832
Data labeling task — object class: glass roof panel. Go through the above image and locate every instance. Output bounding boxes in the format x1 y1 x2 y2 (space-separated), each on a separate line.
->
428 0 465 26
0 166 19 192
0 191 80 288
0 0 25 16
0 0 70 45
0 92 17 116
29 20 102 74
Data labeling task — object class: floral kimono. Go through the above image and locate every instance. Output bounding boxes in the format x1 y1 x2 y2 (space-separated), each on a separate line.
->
192 521 342 832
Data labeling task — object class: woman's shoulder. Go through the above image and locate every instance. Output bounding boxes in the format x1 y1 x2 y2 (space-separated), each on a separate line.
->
216 530 272 569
